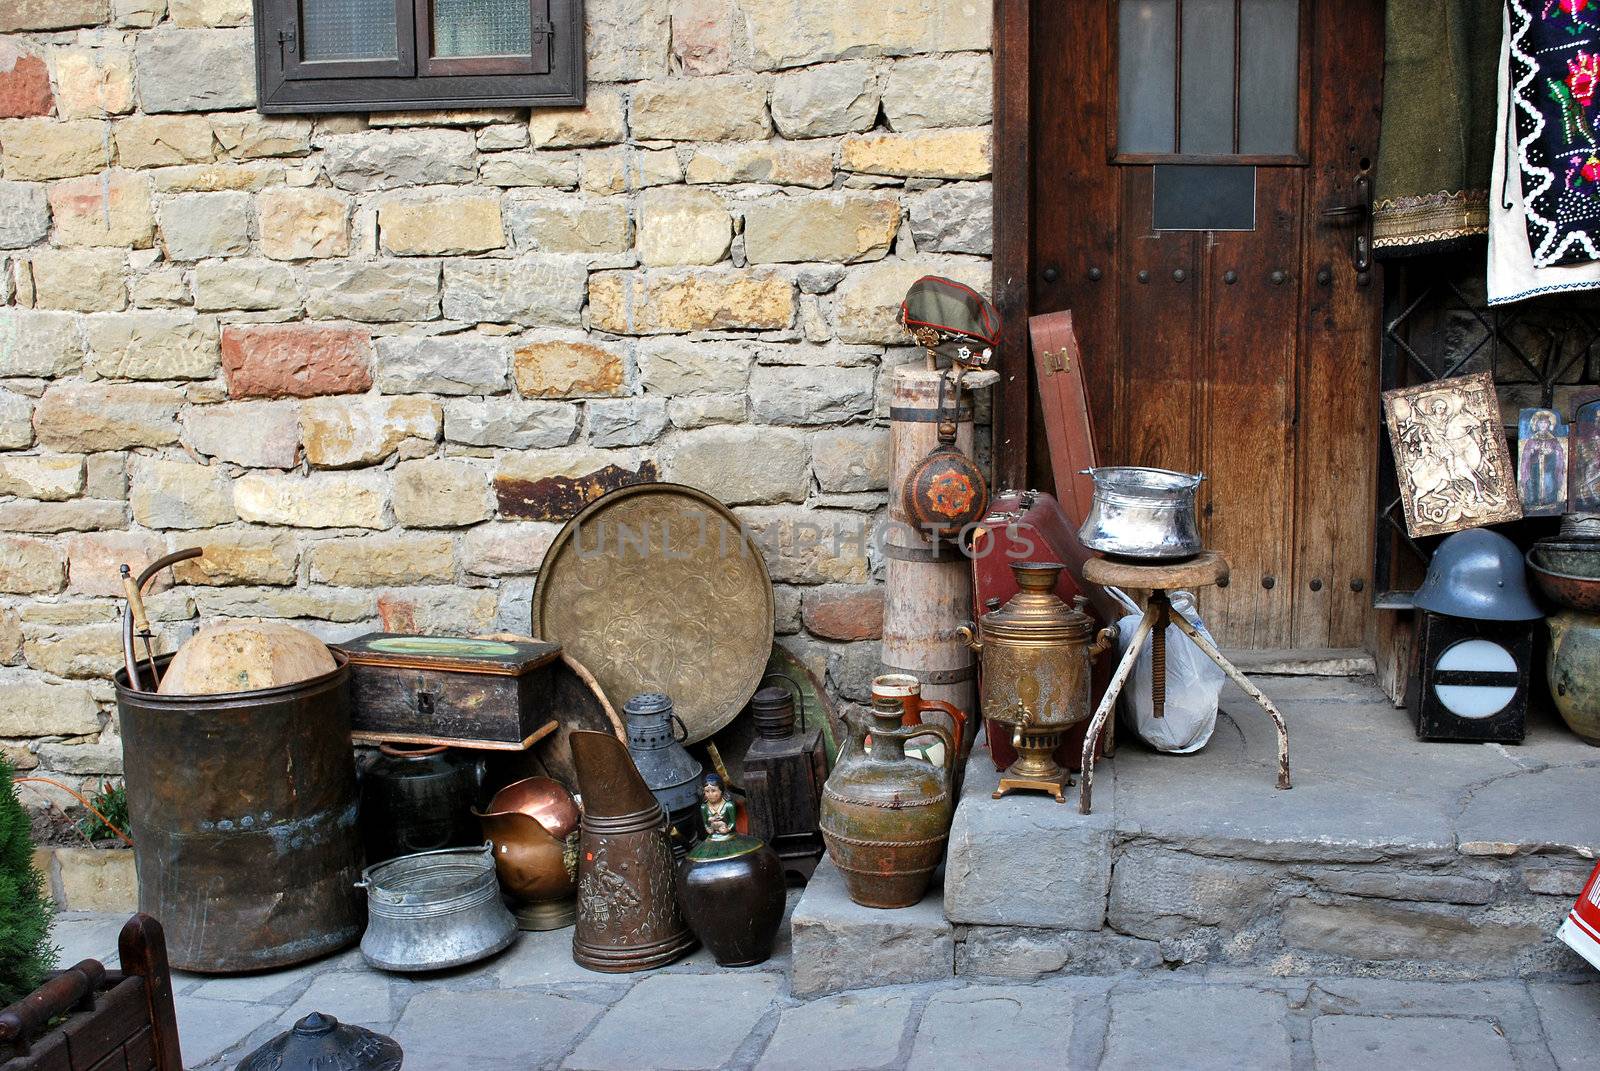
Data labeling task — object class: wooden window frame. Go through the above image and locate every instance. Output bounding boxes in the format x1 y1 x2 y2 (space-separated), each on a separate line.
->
1105 0 1312 167
253 0 584 114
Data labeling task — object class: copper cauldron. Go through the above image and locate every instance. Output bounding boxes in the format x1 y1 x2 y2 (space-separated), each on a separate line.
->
474 777 581 931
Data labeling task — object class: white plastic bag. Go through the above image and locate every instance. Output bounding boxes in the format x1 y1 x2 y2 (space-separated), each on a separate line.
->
1107 587 1224 753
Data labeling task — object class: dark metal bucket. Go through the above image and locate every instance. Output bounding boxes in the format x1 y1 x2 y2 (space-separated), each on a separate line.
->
115 652 363 973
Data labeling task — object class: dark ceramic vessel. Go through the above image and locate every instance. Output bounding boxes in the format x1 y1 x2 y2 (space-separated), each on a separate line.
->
677 834 786 966
359 743 483 865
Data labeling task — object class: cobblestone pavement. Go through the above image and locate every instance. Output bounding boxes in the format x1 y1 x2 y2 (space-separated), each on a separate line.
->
52 910 1600 1070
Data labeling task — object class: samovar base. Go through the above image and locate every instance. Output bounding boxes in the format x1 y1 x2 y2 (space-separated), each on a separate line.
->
993 730 1072 803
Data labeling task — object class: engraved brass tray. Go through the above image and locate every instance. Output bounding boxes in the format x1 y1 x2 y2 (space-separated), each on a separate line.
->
532 483 775 745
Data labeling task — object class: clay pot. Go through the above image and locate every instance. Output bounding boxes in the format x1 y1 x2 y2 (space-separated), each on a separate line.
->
474 777 581 930
818 679 956 908
158 621 335 695
677 834 786 967
1547 610 1600 745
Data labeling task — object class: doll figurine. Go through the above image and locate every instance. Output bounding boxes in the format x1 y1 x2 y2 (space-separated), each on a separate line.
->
699 773 736 840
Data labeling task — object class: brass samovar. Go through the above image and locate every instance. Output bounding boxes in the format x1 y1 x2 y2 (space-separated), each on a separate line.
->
960 561 1116 802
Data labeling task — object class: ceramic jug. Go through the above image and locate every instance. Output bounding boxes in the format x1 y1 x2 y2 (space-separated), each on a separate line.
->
818 676 957 908
1548 610 1600 745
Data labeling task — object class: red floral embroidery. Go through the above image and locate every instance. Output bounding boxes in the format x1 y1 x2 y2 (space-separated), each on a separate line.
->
1570 50 1600 107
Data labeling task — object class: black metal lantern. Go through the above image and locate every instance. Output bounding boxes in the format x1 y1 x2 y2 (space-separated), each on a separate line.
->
1406 530 1541 743
237 1013 402 1071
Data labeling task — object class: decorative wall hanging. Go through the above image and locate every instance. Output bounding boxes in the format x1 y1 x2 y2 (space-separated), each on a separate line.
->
1508 0 1600 267
1519 407 1571 516
1382 372 1523 537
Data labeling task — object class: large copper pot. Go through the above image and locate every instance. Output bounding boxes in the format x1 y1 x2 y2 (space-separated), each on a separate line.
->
819 677 956 908
960 561 1117 801
474 777 580 930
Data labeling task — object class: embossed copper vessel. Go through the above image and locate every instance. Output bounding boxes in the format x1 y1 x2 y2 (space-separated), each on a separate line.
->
475 777 580 931
959 562 1117 802
569 730 696 972
818 677 956 908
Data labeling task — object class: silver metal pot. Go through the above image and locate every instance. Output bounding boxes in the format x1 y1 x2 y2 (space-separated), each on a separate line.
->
357 843 516 972
1077 467 1205 560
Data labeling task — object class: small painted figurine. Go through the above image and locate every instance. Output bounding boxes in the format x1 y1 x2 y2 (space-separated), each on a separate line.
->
699 773 736 841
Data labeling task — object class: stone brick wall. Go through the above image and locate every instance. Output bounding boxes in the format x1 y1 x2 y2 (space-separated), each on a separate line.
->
0 0 995 809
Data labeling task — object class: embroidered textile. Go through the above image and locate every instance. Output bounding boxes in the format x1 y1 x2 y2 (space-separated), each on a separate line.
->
1509 0 1600 266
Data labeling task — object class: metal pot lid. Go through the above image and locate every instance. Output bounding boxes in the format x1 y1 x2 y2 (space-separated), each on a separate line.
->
236 1012 403 1071
532 483 775 745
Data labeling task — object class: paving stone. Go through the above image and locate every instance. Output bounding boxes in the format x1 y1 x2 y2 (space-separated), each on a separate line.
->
279 970 396 1028
756 990 913 1071
1311 1014 1514 1071
790 856 952 997
1458 764 1600 856
1530 982 1600 1071
490 926 625 988
565 973 780 1071
1101 985 1291 1071
910 985 1076 1071
49 912 129 965
393 988 605 1071
172 996 281 1067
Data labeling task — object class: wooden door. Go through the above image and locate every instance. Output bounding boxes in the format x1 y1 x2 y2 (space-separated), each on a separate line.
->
1028 0 1384 650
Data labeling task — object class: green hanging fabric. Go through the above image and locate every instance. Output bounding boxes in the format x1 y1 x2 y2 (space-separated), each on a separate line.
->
1372 0 1503 257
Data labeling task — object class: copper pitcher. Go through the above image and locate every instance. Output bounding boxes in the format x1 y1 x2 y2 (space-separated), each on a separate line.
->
474 777 580 931
819 675 957 908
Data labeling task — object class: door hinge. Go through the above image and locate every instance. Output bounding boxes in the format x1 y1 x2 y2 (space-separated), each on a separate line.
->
278 26 297 67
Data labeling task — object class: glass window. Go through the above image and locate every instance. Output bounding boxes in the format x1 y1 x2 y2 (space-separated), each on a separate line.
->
432 0 533 58
301 0 399 62
1117 0 1299 158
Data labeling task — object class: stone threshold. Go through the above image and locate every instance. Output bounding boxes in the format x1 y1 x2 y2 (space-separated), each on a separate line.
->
32 845 138 913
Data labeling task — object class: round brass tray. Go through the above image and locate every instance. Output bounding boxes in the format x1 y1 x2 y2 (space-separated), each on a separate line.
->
532 483 775 745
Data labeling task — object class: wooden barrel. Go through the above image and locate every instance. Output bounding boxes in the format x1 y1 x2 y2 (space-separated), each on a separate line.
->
883 367 978 762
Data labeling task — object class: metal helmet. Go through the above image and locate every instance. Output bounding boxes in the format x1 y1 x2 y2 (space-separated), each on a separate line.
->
1412 529 1543 621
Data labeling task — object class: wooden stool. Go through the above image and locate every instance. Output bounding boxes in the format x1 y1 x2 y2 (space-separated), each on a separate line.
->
1078 551 1291 814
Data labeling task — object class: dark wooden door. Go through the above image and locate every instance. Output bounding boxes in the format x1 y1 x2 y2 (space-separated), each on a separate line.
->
1029 0 1384 650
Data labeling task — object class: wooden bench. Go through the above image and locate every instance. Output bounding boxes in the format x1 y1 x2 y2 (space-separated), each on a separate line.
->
0 914 181 1071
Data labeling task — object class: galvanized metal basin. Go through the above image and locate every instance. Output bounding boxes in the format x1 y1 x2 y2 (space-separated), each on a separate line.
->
357 844 516 972
1528 540 1600 612
1077 467 1205 561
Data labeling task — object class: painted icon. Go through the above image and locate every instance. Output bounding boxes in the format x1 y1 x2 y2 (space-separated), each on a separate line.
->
1382 372 1523 538
1572 395 1600 513
1518 408 1570 517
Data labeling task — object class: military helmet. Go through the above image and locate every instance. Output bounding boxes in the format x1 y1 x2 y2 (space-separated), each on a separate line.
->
1412 529 1542 621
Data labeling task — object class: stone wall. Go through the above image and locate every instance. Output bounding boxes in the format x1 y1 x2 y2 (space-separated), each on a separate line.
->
0 0 996 810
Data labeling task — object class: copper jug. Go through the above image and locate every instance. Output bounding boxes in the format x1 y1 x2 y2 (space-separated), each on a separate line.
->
818 676 956 908
474 777 580 931
569 729 696 972
960 561 1116 801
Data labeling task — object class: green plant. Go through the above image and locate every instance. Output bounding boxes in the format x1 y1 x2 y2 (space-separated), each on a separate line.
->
75 781 129 844
0 755 57 1007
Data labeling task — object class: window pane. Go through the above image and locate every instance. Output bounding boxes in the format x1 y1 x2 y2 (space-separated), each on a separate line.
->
433 0 532 58
301 0 399 62
1238 0 1299 154
1178 0 1235 154
1118 0 1177 154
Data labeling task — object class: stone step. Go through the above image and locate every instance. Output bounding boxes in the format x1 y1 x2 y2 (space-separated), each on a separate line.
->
788 856 952 998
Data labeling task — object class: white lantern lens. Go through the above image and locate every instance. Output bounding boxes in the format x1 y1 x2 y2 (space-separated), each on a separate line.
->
1433 639 1517 719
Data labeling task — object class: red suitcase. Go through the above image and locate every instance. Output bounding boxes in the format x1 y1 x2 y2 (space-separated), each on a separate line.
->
970 489 1118 772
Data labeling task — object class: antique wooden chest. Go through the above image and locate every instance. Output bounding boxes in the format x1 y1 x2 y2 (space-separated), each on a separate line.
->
334 633 562 750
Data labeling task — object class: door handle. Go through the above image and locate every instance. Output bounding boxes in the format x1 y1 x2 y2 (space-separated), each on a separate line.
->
1320 174 1372 273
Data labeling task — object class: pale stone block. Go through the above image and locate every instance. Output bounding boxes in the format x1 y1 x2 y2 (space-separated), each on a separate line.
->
527 88 626 148
0 454 85 500
0 310 83 377
112 0 166 28
440 257 584 327
392 458 491 527
587 397 668 447
233 470 389 528
636 186 730 266
115 114 216 168
29 249 127 312
771 60 879 138
375 333 511 395
149 160 285 192
460 522 559 575
0 534 65 593
35 381 181 451
134 28 255 113
479 153 579 189
586 0 670 81
833 256 989 344
48 172 156 248
257 186 349 260
630 75 772 141
477 123 529 150
182 400 300 467
0 181 49 249
588 269 794 334
129 456 235 528
811 427 890 492
158 190 250 260
302 260 440 322
300 395 441 468
378 193 505 256
443 398 579 449
578 146 683 195
790 858 952 997
841 128 992 180
637 338 752 395
322 129 476 191
669 0 736 75
0 392 33 449
503 193 630 255
0 681 100 737
0 118 107 180
742 192 900 264
735 505 871 583
168 0 250 27
54 849 137 912
192 258 299 312
737 0 993 70
908 182 992 254
662 424 809 504
0 0 109 32
211 114 313 159
170 527 299 585
308 532 457 586
749 364 874 424
667 393 744 429
883 53 992 130
51 46 136 119
684 141 834 188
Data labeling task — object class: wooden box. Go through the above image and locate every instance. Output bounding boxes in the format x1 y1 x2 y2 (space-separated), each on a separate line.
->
334 633 562 750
